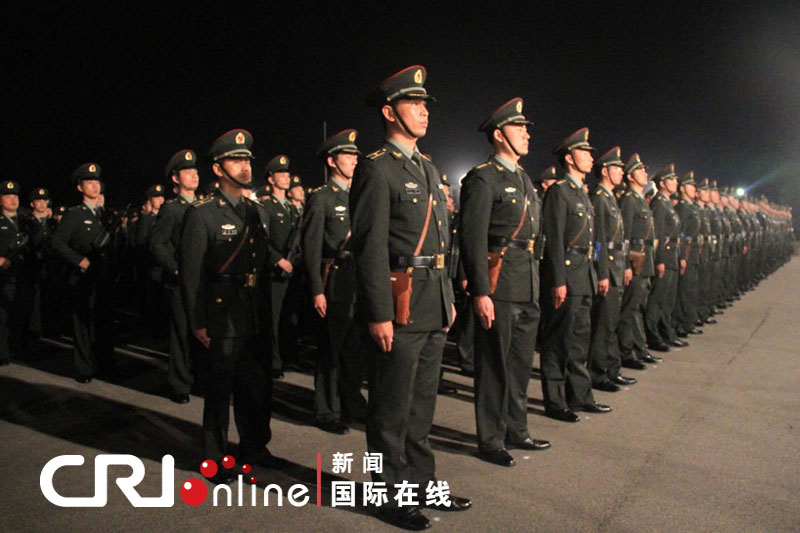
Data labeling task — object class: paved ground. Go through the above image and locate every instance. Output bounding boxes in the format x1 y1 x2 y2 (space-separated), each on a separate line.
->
2 258 799 532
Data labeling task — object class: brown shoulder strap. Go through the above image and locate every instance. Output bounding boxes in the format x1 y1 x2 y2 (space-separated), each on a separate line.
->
413 192 434 257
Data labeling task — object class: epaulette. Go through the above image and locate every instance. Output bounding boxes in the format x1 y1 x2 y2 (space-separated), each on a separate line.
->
191 197 215 208
310 185 324 195
245 197 263 207
365 148 386 160
165 197 179 205
518 164 525 170
556 179 566 185
420 153 432 162
624 191 633 196
475 162 491 170
271 198 278 204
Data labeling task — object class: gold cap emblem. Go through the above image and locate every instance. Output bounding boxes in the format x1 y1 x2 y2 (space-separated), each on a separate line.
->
88 164 96 173
280 156 286 165
185 152 193 161
293 176 299 183
413 69 423 84
39 188 45 195
6 182 13 189
348 131 356 142
515 100 523 113
156 185 162 192
235 132 245 144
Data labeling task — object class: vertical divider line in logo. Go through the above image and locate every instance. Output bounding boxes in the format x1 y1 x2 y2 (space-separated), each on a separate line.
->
316 453 321 507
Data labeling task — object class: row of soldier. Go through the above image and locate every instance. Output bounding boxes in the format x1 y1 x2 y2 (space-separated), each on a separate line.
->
0 64 794 530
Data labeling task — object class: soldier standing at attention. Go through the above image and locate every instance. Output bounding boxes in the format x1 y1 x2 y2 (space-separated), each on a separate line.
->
136 184 166 330
51 163 116 383
150 149 199 404
350 65 471 530
673 172 703 337
588 147 637 391
460 98 550 467
180 129 284 484
617 154 662 368
28 187 56 339
540 127 611 422
302 128 368 434
645 165 687 351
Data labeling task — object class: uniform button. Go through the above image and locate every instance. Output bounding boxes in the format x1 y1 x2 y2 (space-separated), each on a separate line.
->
609 255 615 261
438 220 442 226
413 198 418 204
250 238 254 244
565 259 571 266
228 238 232 242
578 212 583 217
215 297 222 303
252 252 256 257
432 200 437 206
589 228 593 232
512 199 517 204
441 241 445 247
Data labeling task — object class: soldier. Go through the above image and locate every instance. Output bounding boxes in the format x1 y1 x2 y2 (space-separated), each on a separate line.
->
180 129 284 484
540 127 611 422
617 154 661 367
695 179 717 327
28 187 58 338
0 181 38 364
136 184 166 329
262 155 302 378
588 147 637 391
350 65 471 530
150 149 199 404
537 165 558 198
459 98 550 467
644 165 687 351
288 175 306 216
673 172 702 337
302 129 368 434
51 163 116 382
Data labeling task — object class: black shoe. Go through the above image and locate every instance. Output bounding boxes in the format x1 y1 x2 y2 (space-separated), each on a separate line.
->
694 319 706 327
425 494 472 511
545 408 580 423
317 419 349 435
271 369 284 379
506 437 551 451
75 376 92 384
594 380 621 393
171 393 190 404
689 328 703 335
647 342 671 352
575 403 612 413
437 383 458 395
244 449 288 470
676 330 689 338
671 339 689 347
705 318 718 325
376 507 431 531
622 359 647 370
641 354 663 364
477 449 515 467
612 375 637 386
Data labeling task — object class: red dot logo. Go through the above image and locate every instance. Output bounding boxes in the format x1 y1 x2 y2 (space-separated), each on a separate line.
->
200 460 218 479
222 455 235 469
180 478 208 506
249 476 257 484
242 464 251 474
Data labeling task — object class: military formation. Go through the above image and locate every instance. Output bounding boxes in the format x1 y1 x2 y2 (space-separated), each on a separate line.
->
0 65 795 530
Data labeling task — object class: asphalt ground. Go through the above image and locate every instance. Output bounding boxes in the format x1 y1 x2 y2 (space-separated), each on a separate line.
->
1 258 799 532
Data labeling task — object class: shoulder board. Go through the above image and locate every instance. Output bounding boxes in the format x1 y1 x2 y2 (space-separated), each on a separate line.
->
594 189 602 195
310 185 324 194
420 153 432 162
624 191 633 196
556 179 566 185
517 163 524 170
165 197 178 205
475 162 491 170
245 197 263 207
390 151 404 159
271 198 278 204
190 197 215 208
365 148 386 160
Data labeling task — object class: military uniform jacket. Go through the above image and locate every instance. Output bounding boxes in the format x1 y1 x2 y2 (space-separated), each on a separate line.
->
696 202 712 263
263 195 300 277
51 204 109 269
350 143 455 331
726 206 744 253
650 192 680 270
591 185 625 287
542 175 597 296
302 182 356 303
459 157 540 302
675 198 701 264
718 206 732 257
180 195 271 339
150 196 192 284
0 213 38 284
620 189 656 277
708 205 724 260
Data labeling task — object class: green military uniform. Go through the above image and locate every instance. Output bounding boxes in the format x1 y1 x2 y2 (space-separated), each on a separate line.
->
179 129 275 466
137 184 166 329
262 154 302 375
350 66 455 510
150 149 197 401
460 98 548 458
617 154 656 365
673 172 701 336
28 187 58 338
0 181 38 364
695 179 713 324
303 129 367 430
644 165 681 349
51 163 116 381
540 127 600 418
588 148 630 386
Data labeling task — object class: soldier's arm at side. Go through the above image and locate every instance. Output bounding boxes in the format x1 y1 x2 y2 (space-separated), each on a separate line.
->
459 172 493 297
542 185 568 288
150 203 179 274
51 211 86 267
592 193 610 281
652 200 668 265
180 208 208 333
302 190 326 297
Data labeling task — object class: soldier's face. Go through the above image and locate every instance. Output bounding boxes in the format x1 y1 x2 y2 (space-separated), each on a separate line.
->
631 167 648 187
682 184 696 200
699 189 710 202
331 153 358 179
31 199 48 213
269 171 291 191
711 190 720 203
569 149 594 174
500 124 530 155
1 194 19 213
174 167 199 192
149 196 165 210
664 177 678 194
289 186 305 204
217 158 252 185
608 165 624 186
391 98 429 138
78 179 102 200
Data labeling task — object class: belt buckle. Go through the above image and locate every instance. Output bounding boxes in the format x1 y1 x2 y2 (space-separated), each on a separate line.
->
434 253 445 270
244 273 257 288
526 238 535 254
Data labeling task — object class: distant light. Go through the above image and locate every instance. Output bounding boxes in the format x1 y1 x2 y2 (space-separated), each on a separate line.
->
735 187 745 198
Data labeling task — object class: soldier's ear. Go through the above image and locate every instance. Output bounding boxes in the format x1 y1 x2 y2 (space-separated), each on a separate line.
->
326 155 337 169
76 182 84 194
380 104 396 124
171 172 180 186
211 162 224 178
564 152 575 168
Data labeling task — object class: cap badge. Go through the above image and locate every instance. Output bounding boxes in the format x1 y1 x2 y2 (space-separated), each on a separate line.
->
293 177 299 183
6 182 13 189
280 156 287 165
39 189 45 194
185 152 193 161
88 164 96 173
515 100 523 113
156 185 162 192
413 69 423 84
348 131 356 142
235 132 245 144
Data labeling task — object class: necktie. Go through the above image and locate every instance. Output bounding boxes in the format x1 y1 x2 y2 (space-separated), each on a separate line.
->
236 201 246 221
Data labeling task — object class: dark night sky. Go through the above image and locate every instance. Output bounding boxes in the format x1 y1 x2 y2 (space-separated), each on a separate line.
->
3 1 800 212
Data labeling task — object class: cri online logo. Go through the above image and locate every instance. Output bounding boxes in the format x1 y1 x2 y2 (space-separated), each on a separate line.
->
40 454 275 508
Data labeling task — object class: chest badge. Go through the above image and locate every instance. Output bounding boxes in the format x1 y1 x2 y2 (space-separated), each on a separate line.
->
221 223 238 236
334 206 347 212
405 182 418 189
504 186 517 193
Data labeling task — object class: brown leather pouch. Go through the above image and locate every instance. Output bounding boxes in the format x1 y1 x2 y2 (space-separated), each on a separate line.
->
628 250 645 276
487 252 503 294
390 271 413 325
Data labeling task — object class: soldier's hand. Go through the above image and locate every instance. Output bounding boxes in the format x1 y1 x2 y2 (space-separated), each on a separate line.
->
624 268 633 286
369 321 393 353
742 245 748 254
474 295 495 330
552 285 567 309
460 279 469 293
680 259 687 275
446 303 457 332
78 257 91 271
278 258 293 274
313 293 327 318
193 328 211 349
656 263 666 279
597 278 609 296
0 257 9 270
